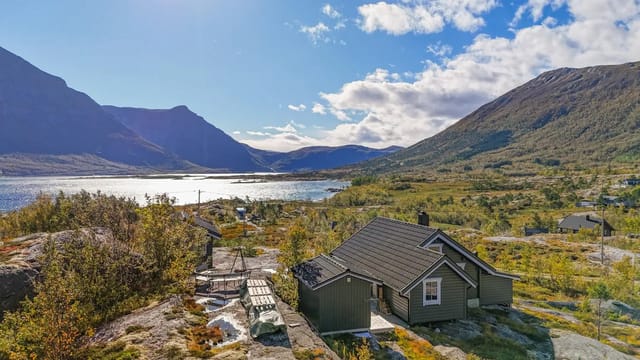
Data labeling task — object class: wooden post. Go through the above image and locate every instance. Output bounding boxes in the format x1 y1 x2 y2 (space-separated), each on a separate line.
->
601 206 605 265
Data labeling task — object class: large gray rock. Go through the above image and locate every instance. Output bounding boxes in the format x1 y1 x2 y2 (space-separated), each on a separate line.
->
551 329 635 360
0 228 116 317
0 265 37 315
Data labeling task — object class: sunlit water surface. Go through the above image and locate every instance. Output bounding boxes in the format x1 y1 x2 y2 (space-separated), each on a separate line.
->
0 174 349 211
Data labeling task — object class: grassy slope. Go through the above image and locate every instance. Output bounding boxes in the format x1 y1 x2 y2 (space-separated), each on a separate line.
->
355 62 640 175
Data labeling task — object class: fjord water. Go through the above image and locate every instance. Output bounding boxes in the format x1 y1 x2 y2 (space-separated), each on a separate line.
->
0 174 349 211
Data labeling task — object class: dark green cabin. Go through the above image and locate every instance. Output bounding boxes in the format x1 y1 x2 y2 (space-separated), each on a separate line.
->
293 254 377 335
295 216 518 331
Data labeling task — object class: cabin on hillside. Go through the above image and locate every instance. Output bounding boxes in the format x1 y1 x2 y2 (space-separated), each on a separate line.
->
292 213 518 335
558 214 614 236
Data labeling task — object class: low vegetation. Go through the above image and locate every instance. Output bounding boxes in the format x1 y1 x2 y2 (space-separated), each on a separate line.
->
2 165 640 358
0 193 206 359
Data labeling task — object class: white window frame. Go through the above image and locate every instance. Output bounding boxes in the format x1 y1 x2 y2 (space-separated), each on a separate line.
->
426 243 443 254
423 277 442 306
456 262 466 270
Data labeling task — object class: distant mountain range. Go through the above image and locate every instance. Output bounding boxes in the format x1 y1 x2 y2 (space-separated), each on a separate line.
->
0 46 400 175
6 44 637 178
248 145 402 172
356 61 640 174
103 105 268 172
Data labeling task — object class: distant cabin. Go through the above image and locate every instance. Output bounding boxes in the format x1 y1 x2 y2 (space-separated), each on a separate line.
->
576 200 598 208
524 227 549 236
558 214 614 236
292 213 518 335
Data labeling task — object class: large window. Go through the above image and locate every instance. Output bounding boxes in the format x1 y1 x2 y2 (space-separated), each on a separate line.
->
423 277 442 306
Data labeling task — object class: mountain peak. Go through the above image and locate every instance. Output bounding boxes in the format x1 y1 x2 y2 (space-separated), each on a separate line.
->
170 105 191 112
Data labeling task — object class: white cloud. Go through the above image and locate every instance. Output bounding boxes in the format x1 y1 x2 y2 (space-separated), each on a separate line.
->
265 123 298 133
312 102 327 115
287 104 306 111
511 0 566 26
322 4 341 18
427 42 453 57
300 22 331 44
232 130 241 135
259 0 640 152
290 120 306 129
299 3 346 45
241 132 321 152
357 0 498 35
358 2 445 34
246 131 272 136
307 0 640 149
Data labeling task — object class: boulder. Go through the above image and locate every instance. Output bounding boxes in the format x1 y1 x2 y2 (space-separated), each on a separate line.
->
434 345 466 360
0 265 37 316
551 329 635 360
0 228 117 317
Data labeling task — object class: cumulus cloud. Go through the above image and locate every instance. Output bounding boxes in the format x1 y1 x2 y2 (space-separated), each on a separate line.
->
311 0 640 149
300 22 331 44
312 102 327 115
357 0 498 35
322 4 341 18
427 42 453 57
288 104 306 111
299 4 347 45
258 0 640 151
511 0 566 26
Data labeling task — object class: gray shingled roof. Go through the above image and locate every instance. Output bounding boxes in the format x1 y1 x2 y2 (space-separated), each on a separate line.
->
558 214 614 231
331 217 443 291
193 216 222 238
292 254 349 289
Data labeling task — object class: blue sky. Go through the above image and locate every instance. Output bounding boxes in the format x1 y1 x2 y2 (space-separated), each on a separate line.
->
1 1 639 151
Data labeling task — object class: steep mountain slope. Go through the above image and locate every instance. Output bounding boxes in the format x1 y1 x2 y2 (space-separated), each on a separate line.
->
249 145 402 172
106 105 402 172
103 105 267 172
361 62 640 173
0 47 183 170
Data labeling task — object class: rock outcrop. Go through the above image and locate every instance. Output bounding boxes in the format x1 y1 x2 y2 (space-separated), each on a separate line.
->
0 228 116 317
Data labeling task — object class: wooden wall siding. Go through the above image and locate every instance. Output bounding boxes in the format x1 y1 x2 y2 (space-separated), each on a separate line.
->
383 285 409 322
298 280 320 328
408 265 467 324
479 273 513 305
316 276 371 333
435 241 479 298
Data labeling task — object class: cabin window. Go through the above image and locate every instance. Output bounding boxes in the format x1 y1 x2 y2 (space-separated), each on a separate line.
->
426 243 443 254
423 278 442 306
456 262 466 270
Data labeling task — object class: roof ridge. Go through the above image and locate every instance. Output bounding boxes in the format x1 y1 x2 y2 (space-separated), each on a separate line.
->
320 253 347 270
377 216 439 231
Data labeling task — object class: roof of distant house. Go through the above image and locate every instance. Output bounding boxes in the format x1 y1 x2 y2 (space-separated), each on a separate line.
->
558 214 614 231
193 215 222 238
